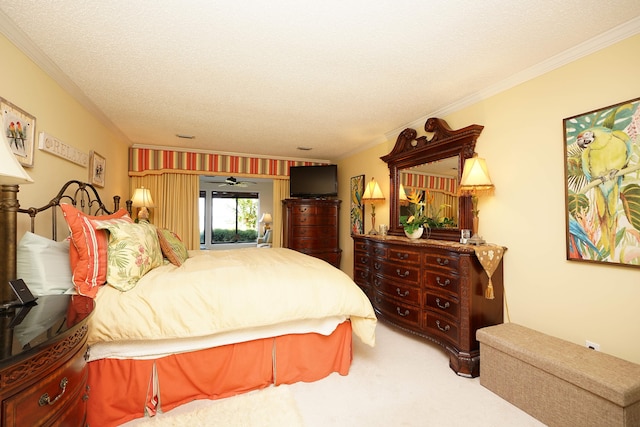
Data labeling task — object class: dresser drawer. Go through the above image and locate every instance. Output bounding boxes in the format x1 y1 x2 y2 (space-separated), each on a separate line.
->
354 239 370 252
424 312 459 344
354 251 370 267
425 292 460 319
290 236 338 249
386 245 421 265
372 259 420 283
290 213 337 226
292 225 337 238
371 244 387 258
424 250 460 272
4 344 88 427
372 274 421 306
424 270 460 295
373 291 421 329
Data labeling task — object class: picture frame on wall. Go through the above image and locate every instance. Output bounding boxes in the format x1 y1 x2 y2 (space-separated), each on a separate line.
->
350 174 365 235
89 150 106 188
563 96 640 268
1 97 36 167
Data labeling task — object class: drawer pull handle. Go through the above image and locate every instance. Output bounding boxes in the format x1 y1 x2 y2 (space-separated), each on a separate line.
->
396 288 409 297
374 248 383 255
39 377 68 406
396 252 408 260
436 257 449 266
396 269 410 278
397 307 410 317
374 262 382 270
359 271 368 279
436 298 450 310
374 279 382 287
436 320 450 332
359 257 368 264
436 277 450 287
374 296 382 304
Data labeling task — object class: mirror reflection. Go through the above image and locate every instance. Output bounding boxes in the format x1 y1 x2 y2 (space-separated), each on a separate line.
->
398 156 459 228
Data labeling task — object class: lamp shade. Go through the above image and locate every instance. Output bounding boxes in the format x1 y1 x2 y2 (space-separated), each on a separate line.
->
0 133 33 185
362 178 385 201
259 213 272 224
458 156 494 194
398 183 408 201
131 187 155 207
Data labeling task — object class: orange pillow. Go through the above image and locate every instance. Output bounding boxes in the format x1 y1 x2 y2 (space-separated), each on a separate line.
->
61 203 132 297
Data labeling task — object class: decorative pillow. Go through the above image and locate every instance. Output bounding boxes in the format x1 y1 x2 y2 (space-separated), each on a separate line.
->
60 203 133 298
156 229 189 266
92 220 163 291
16 232 74 296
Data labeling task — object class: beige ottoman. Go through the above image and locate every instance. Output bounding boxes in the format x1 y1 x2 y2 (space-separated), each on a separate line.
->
477 323 640 427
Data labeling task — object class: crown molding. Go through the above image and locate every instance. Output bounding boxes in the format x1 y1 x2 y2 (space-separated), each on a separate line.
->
384 16 640 142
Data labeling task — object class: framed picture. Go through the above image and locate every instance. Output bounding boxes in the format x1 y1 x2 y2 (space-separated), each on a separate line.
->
89 150 106 188
1 97 36 167
563 96 640 268
350 174 365 235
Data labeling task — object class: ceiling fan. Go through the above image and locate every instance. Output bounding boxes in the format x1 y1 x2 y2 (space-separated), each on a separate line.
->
218 176 256 187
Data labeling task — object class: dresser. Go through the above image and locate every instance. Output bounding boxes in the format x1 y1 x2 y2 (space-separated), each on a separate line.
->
353 234 504 377
0 295 93 426
283 198 342 268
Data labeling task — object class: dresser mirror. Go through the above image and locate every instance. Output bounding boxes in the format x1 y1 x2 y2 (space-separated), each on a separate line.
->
381 118 484 241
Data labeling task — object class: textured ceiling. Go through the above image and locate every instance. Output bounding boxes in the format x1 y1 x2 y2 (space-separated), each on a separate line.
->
1 1 639 161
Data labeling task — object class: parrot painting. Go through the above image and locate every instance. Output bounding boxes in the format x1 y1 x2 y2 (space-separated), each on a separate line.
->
577 126 631 256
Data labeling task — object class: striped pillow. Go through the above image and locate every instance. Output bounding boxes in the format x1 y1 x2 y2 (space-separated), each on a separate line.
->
61 203 132 297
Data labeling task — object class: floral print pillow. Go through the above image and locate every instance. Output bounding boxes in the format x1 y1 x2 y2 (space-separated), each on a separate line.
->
92 220 163 291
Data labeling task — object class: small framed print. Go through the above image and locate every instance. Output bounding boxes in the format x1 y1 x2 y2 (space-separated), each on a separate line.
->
1 97 36 167
89 150 106 188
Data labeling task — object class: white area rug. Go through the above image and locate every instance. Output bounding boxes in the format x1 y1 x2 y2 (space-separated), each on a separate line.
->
133 385 303 427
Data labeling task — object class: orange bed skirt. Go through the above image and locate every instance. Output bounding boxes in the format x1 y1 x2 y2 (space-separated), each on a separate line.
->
87 321 353 427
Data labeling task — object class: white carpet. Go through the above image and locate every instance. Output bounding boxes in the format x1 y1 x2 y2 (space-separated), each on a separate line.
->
130 385 303 427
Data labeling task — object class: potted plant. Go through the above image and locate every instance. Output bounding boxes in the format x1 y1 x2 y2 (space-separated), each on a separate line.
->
400 189 429 239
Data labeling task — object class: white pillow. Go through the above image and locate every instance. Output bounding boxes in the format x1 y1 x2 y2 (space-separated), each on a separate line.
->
17 232 74 296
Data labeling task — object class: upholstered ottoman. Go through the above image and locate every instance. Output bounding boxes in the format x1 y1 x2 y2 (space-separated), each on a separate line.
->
477 323 640 427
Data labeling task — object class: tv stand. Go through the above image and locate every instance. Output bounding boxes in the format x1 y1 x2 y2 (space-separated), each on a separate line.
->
283 198 342 268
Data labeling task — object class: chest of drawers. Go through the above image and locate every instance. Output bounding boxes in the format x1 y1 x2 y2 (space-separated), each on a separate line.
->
353 234 504 377
283 198 342 267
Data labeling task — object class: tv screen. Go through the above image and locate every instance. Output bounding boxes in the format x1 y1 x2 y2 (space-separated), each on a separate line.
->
289 165 338 198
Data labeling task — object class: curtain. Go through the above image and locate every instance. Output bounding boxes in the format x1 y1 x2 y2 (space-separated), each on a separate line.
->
130 174 200 250
271 178 289 248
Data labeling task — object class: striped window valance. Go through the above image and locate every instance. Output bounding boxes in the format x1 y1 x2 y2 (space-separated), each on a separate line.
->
401 171 457 194
129 147 323 177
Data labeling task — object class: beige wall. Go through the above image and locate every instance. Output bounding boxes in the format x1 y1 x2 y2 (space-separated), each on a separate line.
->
0 35 129 237
338 33 640 364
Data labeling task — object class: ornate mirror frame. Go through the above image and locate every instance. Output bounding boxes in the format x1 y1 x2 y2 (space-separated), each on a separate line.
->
381 117 483 241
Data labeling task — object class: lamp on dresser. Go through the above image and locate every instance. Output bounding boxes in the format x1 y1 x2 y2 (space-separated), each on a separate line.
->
0 134 33 303
259 212 273 235
458 154 494 245
131 186 155 222
361 177 385 235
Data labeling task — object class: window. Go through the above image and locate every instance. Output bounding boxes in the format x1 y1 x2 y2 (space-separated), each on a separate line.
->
199 190 259 246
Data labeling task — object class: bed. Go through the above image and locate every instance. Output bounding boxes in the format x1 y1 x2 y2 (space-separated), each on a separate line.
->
4 180 377 427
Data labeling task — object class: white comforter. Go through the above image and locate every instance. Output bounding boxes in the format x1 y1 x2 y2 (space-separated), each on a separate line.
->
89 247 376 348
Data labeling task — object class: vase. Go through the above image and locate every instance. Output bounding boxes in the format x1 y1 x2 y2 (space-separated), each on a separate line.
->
404 227 424 240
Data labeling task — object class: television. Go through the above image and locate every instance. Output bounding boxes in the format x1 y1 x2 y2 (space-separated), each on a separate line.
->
289 164 338 198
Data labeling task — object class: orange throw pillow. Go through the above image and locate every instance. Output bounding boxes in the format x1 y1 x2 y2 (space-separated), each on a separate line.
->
61 203 132 297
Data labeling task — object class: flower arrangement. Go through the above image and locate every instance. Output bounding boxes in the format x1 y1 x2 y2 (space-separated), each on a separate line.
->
399 189 429 233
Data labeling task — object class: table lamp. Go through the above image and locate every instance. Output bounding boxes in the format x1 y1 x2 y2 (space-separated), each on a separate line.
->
131 187 155 222
361 177 385 235
0 134 33 302
458 154 494 245
259 212 272 234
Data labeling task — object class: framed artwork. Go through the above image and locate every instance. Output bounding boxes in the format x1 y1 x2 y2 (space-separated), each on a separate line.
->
89 150 106 188
1 97 36 167
350 174 365 235
563 96 640 268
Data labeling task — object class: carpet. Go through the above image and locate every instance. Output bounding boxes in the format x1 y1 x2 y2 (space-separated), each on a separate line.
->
133 385 303 426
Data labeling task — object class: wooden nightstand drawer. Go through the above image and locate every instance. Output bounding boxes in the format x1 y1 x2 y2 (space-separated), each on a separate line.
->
4 344 88 426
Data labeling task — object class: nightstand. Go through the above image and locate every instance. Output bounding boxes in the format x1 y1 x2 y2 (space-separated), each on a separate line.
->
0 294 93 426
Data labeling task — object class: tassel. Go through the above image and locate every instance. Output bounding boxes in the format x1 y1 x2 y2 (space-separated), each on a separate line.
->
485 280 495 300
